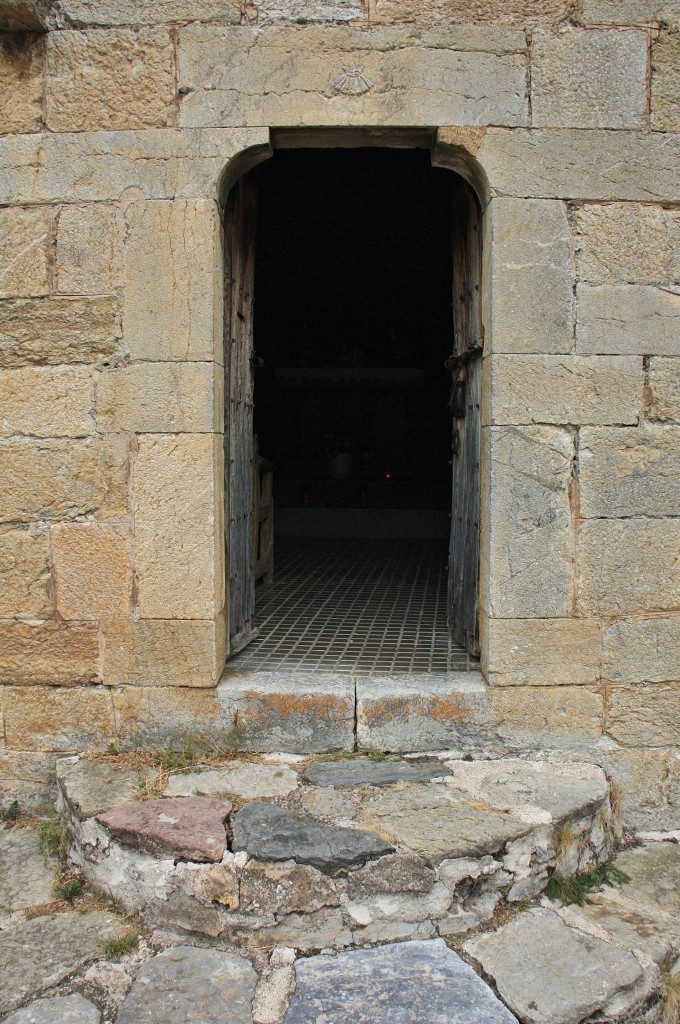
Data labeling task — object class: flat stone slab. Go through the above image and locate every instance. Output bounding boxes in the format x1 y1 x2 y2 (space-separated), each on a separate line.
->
283 938 517 1024
4 995 101 1024
303 758 451 788
615 842 680 919
57 757 157 820
360 784 530 861
565 893 680 965
116 946 256 1024
232 802 393 874
0 911 125 1016
97 797 231 862
0 828 55 914
164 761 298 800
464 907 645 1024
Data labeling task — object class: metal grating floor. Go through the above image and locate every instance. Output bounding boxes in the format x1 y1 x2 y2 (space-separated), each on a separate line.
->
228 537 479 675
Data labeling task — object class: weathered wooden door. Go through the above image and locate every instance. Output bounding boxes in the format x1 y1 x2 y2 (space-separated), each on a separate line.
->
447 183 483 657
224 176 258 654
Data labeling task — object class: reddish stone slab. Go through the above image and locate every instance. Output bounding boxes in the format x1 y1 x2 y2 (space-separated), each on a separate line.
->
97 797 231 862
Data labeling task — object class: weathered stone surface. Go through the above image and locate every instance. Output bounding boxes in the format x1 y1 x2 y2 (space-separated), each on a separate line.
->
46 28 175 132
611 842 680 919
532 29 647 129
488 685 604 747
112 685 222 746
0 436 129 523
0 366 94 438
603 616 680 684
240 859 341 915
344 881 454 929
116 946 256 1024
232 802 393 873
97 797 231 862
103 619 222 688
178 26 528 129
485 425 574 618
175 856 239 908
0 297 119 366
0 0 49 31
96 362 218 433
464 908 647 1024
0 620 100 686
56 204 121 294
487 198 572 355
579 424 680 518
485 618 601 687
564 893 680 965
649 357 680 422
0 34 43 134
134 433 220 619
247 907 352 949
0 750 55 814
284 939 516 1024
607 685 680 747
346 852 437 900
0 911 125 1016
304 758 451 788
599 747 670 830
1 684 113 749
300 786 357 817
375 0 569 22
0 525 51 617
143 890 224 938
583 0 680 22
57 0 364 24
576 284 680 356
360 784 529 861
123 199 221 362
574 203 680 285
51 524 131 621
0 207 50 299
486 355 641 426
165 761 298 799
4 995 101 1024
652 27 680 132
578 518 680 615
0 828 55 913
56 756 157 820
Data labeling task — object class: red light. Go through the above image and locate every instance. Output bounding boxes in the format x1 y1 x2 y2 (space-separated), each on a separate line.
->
384 471 392 480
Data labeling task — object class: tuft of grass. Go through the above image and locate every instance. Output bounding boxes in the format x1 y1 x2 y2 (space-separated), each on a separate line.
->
54 877 83 902
661 967 680 1024
4 799 20 821
102 927 140 960
546 858 631 907
39 817 69 867
368 750 387 762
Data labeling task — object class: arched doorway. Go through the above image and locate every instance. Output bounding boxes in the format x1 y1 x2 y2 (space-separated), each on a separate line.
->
223 143 482 673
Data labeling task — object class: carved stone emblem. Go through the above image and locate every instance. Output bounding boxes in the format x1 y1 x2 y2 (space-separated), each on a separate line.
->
329 66 374 95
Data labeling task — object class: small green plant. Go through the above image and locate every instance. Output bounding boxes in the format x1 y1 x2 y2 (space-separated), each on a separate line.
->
54 877 83 902
102 927 140 960
546 859 631 907
368 749 386 762
39 817 69 866
4 799 20 821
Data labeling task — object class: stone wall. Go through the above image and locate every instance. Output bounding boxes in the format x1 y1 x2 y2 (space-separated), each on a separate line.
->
0 0 678 826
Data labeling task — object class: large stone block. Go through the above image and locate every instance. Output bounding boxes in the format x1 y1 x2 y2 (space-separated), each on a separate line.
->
582 0 680 22
0 525 50 616
374 0 570 23
485 618 601 686
573 203 680 285
652 27 680 132
488 685 604 749
0 297 119 366
597 747 670 829
578 518 680 615
54 0 242 25
51 524 132 620
56 204 121 294
608 685 680 747
486 425 574 618
112 684 222 746
123 199 222 362
648 357 680 421
0 366 95 437
0 127 270 205
0 436 130 523
532 29 647 129
0 33 43 133
46 28 175 132
576 284 680 355
96 362 218 433
178 25 528 128
485 355 641 426
0 207 50 299
487 198 572 354
1 685 113 750
579 424 680 518
603 617 680 684
104 619 223 687
476 129 680 202
0 621 100 686
134 433 221 619
0 750 56 814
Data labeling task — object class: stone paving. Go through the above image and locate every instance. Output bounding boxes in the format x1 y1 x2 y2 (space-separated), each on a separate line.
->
1 753 679 1024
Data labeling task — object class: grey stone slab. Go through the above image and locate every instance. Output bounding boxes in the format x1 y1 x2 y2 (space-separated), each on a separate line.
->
56 756 157 820
0 911 125 1016
465 907 645 1024
116 946 256 1024
615 842 680 919
164 761 298 799
0 828 54 914
565 894 680 965
231 802 393 874
4 995 101 1024
303 758 451 788
283 938 517 1024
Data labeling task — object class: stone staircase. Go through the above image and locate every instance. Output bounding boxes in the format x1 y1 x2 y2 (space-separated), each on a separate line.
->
2 751 680 1024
